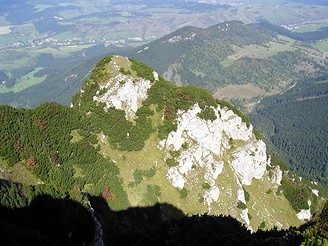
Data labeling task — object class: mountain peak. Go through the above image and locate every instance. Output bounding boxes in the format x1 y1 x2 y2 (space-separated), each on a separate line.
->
209 20 245 31
71 56 307 230
91 56 158 120
73 55 158 120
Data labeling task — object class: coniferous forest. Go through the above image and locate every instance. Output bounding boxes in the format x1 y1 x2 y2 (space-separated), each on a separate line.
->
250 79 328 186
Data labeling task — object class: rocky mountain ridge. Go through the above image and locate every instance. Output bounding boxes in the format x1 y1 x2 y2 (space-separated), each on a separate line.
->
71 55 321 230
0 55 325 239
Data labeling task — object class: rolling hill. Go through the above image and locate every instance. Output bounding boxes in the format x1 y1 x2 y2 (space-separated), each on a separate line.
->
123 21 327 108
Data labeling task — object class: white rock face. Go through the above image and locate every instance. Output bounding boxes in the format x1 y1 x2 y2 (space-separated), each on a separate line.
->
297 209 311 220
167 167 185 189
241 208 250 226
164 32 196 44
100 132 107 144
162 103 270 208
153 71 159 81
204 186 220 207
296 200 312 220
164 104 225 201
93 74 152 120
275 221 283 229
271 165 283 185
231 140 268 185
220 108 253 141
236 178 246 204
311 189 319 197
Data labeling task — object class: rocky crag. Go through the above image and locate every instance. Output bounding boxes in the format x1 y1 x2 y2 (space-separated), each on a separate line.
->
71 55 323 231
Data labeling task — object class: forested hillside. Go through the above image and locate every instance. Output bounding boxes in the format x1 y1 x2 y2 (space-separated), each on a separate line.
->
123 20 326 95
250 79 328 186
0 102 130 210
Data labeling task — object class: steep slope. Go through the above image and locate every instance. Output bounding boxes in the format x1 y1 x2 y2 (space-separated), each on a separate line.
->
250 79 328 186
121 20 328 189
71 55 323 230
0 56 325 234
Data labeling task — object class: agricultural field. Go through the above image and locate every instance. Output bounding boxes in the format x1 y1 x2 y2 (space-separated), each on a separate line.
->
221 35 298 68
0 67 47 93
0 26 11 35
214 84 267 101
314 39 328 52
292 20 328 33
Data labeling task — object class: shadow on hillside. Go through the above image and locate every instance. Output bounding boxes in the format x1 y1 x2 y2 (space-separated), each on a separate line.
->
0 190 306 246
0 194 95 246
89 196 302 246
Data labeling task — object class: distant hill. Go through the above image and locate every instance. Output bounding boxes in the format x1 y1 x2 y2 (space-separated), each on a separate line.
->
1 1 328 108
123 21 327 106
288 0 328 6
260 21 328 41
0 45 115 108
